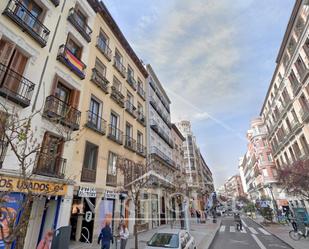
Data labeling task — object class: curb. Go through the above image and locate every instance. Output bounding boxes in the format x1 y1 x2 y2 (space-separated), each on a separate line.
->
197 219 222 249
247 217 296 249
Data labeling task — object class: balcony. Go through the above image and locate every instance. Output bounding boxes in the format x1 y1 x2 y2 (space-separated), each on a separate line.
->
127 74 137 90
137 111 146 126
136 143 146 157
50 0 59 6
150 146 176 168
96 36 112 61
300 108 309 123
3 0 50 47
125 100 137 118
86 110 107 135
110 86 125 108
81 167 96 182
292 82 302 96
106 174 117 187
124 135 136 152
137 85 146 100
67 8 92 42
150 96 171 128
0 63 35 107
113 57 126 78
107 125 123 145
91 68 109 94
57 45 86 79
290 118 301 133
33 152 66 179
43 95 81 131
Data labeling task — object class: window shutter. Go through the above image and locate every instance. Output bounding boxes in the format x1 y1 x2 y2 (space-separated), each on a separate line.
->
0 40 15 66
71 89 80 109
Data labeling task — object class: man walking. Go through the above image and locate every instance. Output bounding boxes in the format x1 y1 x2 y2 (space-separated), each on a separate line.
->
98 223 113 249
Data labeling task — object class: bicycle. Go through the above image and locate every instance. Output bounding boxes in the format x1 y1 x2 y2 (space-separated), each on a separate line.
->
289 225 309 241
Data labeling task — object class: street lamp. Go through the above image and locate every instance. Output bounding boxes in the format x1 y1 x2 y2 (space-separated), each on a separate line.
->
267 184 279 221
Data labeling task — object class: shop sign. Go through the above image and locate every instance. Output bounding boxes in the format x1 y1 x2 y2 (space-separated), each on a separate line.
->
85 211 93 222
104 190 116 199
78 186 96 198
0 175 67 196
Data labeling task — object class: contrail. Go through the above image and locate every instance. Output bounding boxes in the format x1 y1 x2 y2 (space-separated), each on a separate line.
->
166 87 246 141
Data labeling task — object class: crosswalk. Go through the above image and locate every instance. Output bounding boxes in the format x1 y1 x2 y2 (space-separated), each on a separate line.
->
219 225 271 236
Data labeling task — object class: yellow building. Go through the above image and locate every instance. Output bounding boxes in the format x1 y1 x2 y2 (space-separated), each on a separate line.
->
67 0 148 244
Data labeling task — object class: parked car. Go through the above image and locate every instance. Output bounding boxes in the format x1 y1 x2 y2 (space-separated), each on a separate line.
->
145 229 196 249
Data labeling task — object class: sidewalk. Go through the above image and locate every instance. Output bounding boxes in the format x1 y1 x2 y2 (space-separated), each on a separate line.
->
250 215 308 249
70 218 221 249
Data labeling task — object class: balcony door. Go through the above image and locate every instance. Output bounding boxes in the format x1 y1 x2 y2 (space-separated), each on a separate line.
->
0 40 27 93
55 83 71 116
38 132 63 176
110 113 118 138
89 98 101 129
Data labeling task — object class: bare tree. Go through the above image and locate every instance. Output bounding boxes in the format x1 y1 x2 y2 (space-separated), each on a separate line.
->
0 102 79 249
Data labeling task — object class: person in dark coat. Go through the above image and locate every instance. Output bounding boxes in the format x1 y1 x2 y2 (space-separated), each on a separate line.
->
98 224 113 249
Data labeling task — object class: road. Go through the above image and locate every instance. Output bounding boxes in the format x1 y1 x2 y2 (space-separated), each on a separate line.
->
209 216 293 249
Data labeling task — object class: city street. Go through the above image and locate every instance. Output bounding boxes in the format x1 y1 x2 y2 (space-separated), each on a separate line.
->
209 216 293 249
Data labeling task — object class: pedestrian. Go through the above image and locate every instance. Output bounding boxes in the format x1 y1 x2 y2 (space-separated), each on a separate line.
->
119 223 129 249
234 212 242 231
36 230 53 249
196 210 201 223
98 222 114 249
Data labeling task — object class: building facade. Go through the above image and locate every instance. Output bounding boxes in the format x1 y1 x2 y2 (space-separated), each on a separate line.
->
224 175 244 200
259 0 309 210
68 0 148 244
0 0 96 248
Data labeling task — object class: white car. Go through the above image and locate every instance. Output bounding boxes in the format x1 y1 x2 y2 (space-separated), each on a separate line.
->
145 229 196 249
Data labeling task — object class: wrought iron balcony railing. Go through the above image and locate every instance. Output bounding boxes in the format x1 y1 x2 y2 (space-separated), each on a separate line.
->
33 152 66 179
110 86 125 108
150 146 176 168
57 45 86 79
3 0 50 47
96 36 112 61
0 63 35 107
125 100 137 118
81 167 96 182
137 85 146 100
113 57 126 78
67 8 92 42
106 174 117 186
136 143 146 157
86 110 107 135
137 111 146 126
127 74 137 90
107 124 123 145
91 68 109 94
124 135 136 152
43 95 81 131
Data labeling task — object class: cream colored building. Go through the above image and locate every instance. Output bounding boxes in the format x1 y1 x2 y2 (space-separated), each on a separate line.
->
67 0 148 244
259 0 309 210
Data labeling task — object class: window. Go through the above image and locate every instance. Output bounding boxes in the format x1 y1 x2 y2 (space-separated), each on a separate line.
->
55 83 71 103
66 36 82 59
17 0 44 28
267 153 273 162
137 131 143 145
99 30 109 46
75 7 87 28
127 65 134 79
107 151 117 176
110 112 118 128
137 102 143 114
88 97 101 127
127 91 133 104
113 76 121 91
115 49 123 63
304 38 309 58
289 69 299 87
126 122 132 138
82 141 98 170
95 58 106 76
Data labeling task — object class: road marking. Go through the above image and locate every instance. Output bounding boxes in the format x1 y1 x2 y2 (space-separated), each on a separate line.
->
248 227 258 234
258 227 271 235
230 226 236 232
240 228 247 233
241 219 248 227
268 243 288 248
219 225 225 232
251 234 267 249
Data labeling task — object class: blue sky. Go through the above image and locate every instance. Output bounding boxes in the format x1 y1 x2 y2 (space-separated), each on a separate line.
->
103 0 295 187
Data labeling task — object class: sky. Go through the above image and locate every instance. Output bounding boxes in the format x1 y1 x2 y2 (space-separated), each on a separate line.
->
103 0 295 188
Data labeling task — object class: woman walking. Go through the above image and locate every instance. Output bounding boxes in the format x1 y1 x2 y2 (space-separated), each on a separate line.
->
98 222 113 249
119 224 129 249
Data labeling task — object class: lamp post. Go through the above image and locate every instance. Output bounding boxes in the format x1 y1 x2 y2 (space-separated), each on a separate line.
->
267 184 279 221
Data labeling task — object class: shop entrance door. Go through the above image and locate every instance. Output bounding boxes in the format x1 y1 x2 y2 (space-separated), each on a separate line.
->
80 197 96 243
99 199 115 231
160 196 166 225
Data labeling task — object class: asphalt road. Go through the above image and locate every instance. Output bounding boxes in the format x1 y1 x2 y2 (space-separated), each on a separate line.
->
209 216 293 249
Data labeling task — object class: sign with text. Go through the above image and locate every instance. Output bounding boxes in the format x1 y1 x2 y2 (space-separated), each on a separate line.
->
78 186 96 198
0 175 67 196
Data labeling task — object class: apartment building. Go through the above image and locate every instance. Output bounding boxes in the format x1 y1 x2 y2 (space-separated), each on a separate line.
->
260 0 309 210
171 124 185 172
146 64 176 228
0 0 96 248
224 175 244 200
240 118 282 207
176 120 213 211
65 0 148 243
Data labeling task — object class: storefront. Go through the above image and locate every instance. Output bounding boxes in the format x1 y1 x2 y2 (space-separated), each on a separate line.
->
0 174 70 249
